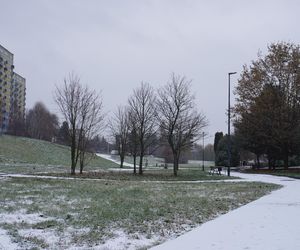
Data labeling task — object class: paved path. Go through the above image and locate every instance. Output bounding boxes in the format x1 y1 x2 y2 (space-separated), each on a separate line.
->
151 172 300 250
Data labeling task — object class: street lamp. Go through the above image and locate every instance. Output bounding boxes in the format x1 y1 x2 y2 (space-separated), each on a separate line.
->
202 131 205 171
227 72 237 176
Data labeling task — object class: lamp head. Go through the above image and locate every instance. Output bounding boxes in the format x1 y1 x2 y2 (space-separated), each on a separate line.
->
229 72 237 75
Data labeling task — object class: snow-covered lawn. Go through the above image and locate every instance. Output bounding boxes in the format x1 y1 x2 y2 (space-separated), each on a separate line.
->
0 174 278 249
151 172 300 250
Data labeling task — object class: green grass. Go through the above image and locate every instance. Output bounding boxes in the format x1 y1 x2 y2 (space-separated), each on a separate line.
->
270 172 300 179
43 168 237 181
243 168 300 179
0 135 119 173
0 177 279 249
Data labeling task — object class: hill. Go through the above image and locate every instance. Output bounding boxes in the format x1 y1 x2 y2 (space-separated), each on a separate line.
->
0 135 119 173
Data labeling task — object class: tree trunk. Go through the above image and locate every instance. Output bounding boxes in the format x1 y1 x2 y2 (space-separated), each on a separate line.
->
256 154 261 169
120 154 124 168
79 151 85 174
283 152 289 170
71 136 76 175
139 140 144 175
139 153 143 175
268 157 272 170
173 155 179 176
133 155 137 174
173 163 178 176
272 159 276 170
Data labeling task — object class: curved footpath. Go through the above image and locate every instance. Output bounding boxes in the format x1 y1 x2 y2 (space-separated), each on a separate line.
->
151 172 300 250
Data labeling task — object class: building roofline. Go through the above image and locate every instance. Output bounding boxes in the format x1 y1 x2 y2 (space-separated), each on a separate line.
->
0 44 14 56
13 72 26 81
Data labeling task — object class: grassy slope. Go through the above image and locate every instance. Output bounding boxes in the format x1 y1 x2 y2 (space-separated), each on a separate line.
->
0 135 234 180
0 135 119 171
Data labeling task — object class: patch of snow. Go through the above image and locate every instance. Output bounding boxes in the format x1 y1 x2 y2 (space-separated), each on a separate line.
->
0 228 18 250
101 229 160 250
0 209 53 225
67 229 161 250
106 168 135 173
10 225 91 249
19 228 60 246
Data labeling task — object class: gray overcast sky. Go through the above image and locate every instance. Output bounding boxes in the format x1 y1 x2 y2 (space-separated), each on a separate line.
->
1 0 300 143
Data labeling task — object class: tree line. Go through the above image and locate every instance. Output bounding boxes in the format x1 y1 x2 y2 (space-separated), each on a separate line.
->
213 42 300 170
56 73 208 176
6 102 58 141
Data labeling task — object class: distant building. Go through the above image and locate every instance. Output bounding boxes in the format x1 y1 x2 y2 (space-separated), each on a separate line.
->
12 73 26 118
0 44 26 132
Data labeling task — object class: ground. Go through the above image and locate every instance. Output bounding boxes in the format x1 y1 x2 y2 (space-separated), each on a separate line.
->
0 135 281 249
0 173 278 249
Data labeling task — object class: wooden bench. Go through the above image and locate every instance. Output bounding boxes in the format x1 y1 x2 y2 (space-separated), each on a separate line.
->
209 166 222 175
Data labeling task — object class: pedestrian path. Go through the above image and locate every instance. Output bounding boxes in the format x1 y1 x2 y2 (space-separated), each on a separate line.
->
151 172 300 250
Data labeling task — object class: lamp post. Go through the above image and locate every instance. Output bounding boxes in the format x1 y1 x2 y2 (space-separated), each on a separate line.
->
107 140 110 154
202 131 205 171
227 72 237 176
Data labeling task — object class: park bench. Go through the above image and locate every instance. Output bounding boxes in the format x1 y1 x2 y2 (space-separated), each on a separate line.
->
156 163 168 169
209 166 222 175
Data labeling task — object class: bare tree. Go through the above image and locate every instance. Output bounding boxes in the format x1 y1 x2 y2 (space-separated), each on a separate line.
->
25 102 58 141
78 87 104 173
127 109 139 174
109 106 130 168
54 74 81 174
54 73 104 174
157 74 208 176
128 82 157 174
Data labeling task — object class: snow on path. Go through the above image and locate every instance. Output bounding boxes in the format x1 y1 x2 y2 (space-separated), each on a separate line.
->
151 172 300 250
96 153 161 170
96 153 135 168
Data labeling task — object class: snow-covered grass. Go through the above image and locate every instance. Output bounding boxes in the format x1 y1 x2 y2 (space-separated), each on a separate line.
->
0 176 279 249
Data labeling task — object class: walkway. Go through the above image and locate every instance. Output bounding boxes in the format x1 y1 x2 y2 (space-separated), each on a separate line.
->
151 172 300 250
